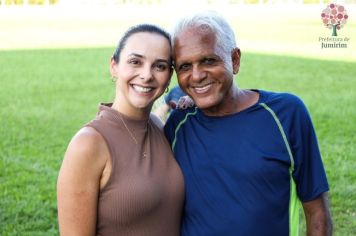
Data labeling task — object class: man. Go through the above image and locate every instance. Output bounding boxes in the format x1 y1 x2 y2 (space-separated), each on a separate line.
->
164 11 332 236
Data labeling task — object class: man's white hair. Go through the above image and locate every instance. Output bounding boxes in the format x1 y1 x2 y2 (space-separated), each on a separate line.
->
171 11 238 65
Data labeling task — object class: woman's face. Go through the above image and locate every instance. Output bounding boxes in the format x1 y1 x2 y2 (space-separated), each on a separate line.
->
111 32 172 114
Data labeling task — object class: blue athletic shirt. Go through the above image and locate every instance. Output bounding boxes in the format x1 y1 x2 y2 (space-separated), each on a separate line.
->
164 90 329 236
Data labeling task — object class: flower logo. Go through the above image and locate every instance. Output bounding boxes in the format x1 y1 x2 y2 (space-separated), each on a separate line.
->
321 3 348 36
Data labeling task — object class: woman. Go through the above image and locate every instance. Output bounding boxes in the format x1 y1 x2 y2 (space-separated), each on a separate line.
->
57 24 184 236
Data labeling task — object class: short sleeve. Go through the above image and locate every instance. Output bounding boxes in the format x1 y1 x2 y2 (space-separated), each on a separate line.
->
289 97 329 202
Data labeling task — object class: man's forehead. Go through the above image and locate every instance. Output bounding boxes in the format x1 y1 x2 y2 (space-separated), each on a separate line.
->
176 26 215 41
174 28 217 58
175 28 216 50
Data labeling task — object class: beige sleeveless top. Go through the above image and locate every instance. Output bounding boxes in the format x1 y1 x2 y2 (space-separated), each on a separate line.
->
86 104 184 236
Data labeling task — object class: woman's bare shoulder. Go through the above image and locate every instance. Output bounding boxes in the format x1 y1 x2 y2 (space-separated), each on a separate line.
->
63 126 108 172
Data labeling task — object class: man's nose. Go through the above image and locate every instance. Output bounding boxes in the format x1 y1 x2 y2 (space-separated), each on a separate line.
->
191 65 206 82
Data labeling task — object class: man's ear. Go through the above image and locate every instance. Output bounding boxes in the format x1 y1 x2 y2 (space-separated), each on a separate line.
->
232 48 241 74
110 57 118 78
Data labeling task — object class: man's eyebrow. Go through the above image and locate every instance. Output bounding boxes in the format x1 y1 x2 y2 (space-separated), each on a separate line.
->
175 59 189 65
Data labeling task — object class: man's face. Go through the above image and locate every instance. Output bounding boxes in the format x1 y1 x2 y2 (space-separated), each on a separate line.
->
173 27 240 113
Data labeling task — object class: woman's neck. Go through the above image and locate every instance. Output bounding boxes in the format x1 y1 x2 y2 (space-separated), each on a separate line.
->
111 99 151 120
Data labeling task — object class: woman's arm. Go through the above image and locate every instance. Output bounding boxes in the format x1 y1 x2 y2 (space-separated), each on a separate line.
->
57 127 109 236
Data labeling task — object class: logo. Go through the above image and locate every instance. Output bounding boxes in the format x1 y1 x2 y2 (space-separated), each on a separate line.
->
321 3 348 37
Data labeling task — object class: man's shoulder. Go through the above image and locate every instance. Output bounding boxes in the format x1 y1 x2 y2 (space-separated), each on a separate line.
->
261 90 305 108
164 107 198 141
166 107 198 125
259 90 311 122
172 106 197 117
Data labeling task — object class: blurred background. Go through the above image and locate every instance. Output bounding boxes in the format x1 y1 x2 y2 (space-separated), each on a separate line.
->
0 0 355 235
1 0 356 59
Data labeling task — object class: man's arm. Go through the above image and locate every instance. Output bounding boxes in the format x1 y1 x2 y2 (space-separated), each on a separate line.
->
302 192 333 236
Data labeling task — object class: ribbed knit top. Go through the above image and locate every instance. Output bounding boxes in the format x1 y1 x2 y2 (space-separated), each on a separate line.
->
86 104 184 236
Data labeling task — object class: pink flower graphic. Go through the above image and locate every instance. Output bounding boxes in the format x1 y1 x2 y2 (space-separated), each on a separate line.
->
321 3 348 36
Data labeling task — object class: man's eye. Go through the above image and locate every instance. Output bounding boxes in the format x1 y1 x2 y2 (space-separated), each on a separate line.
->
203 58 216 65
178 64 191 71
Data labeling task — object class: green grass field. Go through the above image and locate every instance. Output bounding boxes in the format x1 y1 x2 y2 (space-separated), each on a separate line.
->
0 47 355 235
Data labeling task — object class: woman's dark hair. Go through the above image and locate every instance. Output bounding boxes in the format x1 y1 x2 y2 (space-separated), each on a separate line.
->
112 24 171 63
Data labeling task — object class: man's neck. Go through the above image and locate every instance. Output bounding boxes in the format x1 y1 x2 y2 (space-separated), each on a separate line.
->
202 87 259 117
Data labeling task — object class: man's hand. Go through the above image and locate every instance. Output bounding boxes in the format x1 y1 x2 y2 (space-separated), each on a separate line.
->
176 96 194 109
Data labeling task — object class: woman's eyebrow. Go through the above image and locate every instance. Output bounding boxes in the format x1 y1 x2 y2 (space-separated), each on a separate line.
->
128 53 144 58
129 53 170 64
156 59 170 64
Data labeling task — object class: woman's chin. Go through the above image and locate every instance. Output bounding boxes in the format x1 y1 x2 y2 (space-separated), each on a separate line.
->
130 100 154 110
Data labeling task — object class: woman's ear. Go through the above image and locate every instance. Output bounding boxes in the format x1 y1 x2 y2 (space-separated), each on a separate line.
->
232 48 241 74
110 57 118 78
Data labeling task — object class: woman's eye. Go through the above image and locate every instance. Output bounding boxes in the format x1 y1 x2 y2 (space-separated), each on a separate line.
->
155 64 167 71
129 59 140 65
